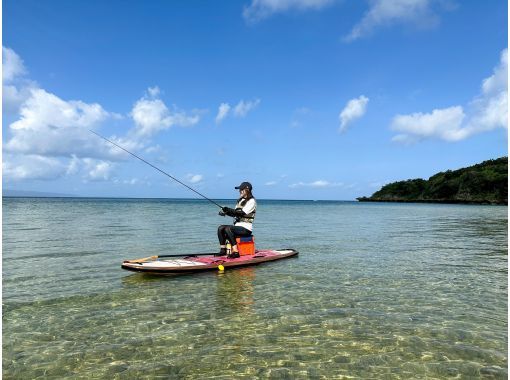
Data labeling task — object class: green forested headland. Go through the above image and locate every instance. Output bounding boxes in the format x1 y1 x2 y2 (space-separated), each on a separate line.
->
358 157 508 205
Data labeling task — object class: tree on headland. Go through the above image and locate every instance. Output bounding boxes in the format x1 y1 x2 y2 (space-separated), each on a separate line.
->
358 157 507 205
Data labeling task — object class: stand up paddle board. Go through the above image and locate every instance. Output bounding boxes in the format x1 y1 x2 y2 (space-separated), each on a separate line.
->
121 249 298 275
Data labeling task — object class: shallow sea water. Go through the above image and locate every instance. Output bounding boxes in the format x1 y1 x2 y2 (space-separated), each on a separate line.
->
3 198 508 379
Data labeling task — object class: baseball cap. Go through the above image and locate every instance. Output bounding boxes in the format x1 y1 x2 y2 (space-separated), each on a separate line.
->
235 182 252 191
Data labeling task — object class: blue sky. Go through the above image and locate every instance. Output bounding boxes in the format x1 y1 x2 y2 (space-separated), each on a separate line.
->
3 0 508 200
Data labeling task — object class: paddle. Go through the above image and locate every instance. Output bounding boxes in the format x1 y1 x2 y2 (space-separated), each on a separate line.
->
124 252 219 263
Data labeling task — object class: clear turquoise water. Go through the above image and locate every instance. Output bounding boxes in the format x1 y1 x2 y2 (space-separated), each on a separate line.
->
3 198 508 379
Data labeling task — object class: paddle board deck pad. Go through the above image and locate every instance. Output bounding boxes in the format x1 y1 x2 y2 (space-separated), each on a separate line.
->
121 249 298 275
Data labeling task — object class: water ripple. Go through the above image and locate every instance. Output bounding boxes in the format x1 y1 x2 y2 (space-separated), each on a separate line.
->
2 198 507 379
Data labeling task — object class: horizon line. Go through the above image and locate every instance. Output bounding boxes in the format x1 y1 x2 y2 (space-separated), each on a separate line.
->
2 195 357 202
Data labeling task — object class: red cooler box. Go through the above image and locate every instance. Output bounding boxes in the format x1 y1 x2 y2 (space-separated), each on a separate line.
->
236 236 255 256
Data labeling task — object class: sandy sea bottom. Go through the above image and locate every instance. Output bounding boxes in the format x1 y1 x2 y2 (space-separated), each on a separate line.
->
3 198 508 379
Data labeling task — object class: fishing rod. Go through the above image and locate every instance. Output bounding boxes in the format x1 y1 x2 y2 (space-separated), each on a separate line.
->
90 130 223 208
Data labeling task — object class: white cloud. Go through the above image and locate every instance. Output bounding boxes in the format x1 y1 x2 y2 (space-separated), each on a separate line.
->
123 178 140 185
187 174 204 184
3 153 115 182
3 46 37 114
147 86 161 98
482 51 508 94
289 180 343 188
115 90 204 155
10 88 109 131
66 155 81 175
3 84 34 114
339 95 369 132
1 48 205 186
243 0 334 22
85 160 115 181
4 88 119 159
131 98 169 134
63 156 117 181
265 181 277 186
2 48 128 182
215 99 260 123
467 91 507 133
144 145 161 154
3 46 27 83
391 106 466 143
3 154 67 181
131 95 200 137
242 1 452 39
344 0 444 42
391 49 507 143
466 48 508 133
215 102 231 124
233 99 260 117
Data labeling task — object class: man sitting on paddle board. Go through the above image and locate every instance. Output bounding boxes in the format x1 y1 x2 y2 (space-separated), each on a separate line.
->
217 182 257 258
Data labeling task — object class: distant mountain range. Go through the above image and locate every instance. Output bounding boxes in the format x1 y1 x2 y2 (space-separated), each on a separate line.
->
3 189 76 197
358 157 508 205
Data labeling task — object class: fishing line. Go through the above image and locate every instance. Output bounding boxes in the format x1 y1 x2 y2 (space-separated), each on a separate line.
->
90 130 223 208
